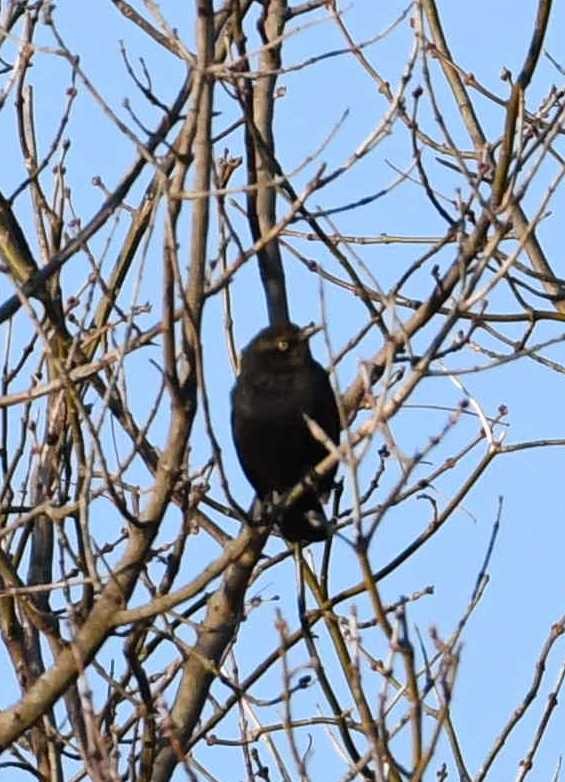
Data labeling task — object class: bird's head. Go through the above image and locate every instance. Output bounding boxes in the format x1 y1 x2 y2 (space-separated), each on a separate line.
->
239 322 320 375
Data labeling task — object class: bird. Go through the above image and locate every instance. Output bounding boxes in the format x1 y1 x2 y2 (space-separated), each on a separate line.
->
231 322 340 542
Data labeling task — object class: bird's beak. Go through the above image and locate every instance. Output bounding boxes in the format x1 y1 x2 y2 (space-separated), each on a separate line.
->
299 322 322 341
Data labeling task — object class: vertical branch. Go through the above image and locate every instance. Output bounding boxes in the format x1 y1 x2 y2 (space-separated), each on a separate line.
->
253 0 290 324
176 0 216 426
238 0 289 325
185 0 215 332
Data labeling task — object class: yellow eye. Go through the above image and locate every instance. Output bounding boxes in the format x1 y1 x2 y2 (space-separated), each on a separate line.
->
277 339 289 352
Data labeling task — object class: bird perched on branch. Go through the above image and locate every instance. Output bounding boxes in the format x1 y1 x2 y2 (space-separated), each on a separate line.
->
231 322 340 542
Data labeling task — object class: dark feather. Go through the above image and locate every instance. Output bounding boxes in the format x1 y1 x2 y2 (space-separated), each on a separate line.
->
231 323 340 542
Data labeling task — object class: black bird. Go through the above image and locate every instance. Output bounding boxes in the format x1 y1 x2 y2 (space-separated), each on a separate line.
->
231 322 340 542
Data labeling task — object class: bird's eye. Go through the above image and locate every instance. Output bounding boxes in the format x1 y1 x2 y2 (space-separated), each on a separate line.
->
277 339 289 352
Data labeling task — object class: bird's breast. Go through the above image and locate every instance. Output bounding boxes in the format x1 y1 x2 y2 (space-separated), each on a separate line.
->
235 370 315 422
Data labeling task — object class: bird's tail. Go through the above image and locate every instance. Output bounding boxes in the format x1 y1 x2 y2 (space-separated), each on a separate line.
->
278 493 330 543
